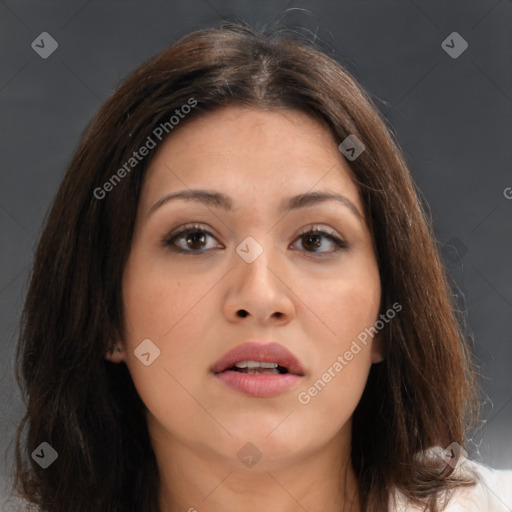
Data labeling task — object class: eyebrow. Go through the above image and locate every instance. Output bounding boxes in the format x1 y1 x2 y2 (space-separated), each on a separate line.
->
148 189 363 220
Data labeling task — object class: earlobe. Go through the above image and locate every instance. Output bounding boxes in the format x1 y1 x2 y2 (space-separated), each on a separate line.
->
105 345 124 363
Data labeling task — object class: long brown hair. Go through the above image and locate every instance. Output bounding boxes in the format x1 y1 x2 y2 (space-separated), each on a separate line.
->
11 20 479 511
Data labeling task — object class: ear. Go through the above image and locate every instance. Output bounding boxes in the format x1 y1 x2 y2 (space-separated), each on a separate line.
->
105 344 125 363
370 334 384 364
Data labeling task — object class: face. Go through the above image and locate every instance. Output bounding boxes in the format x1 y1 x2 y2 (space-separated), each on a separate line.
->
120 106 382 471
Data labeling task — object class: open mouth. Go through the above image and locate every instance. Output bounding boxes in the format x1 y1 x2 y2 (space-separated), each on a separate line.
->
226 361 290 375
211 341 305 397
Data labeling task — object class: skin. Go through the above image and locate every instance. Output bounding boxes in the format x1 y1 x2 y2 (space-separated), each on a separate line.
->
109 106 383 512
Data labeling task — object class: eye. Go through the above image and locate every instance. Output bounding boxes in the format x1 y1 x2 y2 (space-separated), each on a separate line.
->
163 223 348 256
291 225 348 256
163 223 222 254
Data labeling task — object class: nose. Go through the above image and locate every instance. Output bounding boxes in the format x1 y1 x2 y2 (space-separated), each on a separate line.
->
222 236 295 326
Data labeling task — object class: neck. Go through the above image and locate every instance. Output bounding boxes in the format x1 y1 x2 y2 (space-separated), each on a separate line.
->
150 420 360 512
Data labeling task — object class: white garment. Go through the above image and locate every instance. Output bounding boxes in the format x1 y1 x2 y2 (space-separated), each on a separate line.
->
390 456 512 511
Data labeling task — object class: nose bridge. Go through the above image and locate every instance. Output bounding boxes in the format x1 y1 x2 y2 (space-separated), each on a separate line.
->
235 232 275 286
233 207 273 262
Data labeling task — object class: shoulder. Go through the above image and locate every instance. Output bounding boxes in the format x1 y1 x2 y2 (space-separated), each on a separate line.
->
444 458 512 511
0 496 41 512
389 449 512 512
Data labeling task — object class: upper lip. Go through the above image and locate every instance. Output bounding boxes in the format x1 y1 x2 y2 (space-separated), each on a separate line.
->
211 342 306 376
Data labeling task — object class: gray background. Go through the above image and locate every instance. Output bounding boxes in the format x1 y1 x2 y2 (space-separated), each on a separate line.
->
1 0 511 504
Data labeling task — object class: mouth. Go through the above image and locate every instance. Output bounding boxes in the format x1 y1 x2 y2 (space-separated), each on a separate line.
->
211 342 305 397
225 361 292 375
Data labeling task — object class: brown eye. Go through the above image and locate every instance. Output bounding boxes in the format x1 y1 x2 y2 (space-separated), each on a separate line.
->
163 224 347 257
164 224 221 253
183 230 208 250
302 232 322 251
293 227 348 256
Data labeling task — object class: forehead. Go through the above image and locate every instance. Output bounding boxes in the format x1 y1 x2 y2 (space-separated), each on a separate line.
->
141 106 362 214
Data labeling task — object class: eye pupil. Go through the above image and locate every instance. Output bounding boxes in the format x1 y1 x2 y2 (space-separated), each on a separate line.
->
187 231 206 249
303 233 321 251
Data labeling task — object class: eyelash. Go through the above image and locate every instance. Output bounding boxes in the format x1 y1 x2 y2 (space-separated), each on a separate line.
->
162 223 348 257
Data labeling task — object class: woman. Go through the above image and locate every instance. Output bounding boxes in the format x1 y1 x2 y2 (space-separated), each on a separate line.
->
10 20 512 512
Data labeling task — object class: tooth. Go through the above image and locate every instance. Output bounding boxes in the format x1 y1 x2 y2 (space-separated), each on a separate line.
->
245 361 279 368
234 361 280 370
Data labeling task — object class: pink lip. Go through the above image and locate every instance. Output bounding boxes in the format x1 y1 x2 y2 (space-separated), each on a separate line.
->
211 342 306 398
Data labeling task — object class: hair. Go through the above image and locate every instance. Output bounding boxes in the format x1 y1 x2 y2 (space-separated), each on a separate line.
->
11 19 480 512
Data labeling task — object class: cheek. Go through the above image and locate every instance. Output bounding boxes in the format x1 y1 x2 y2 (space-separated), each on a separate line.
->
302 255 381 352
296 282 378 435
294 255 380 414
122 278 215 416
121 255 212 435
297 358 369 444
122 251 203 341
336 275 380 341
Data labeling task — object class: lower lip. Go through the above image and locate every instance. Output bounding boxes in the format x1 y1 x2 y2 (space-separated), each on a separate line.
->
214 370 303 397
